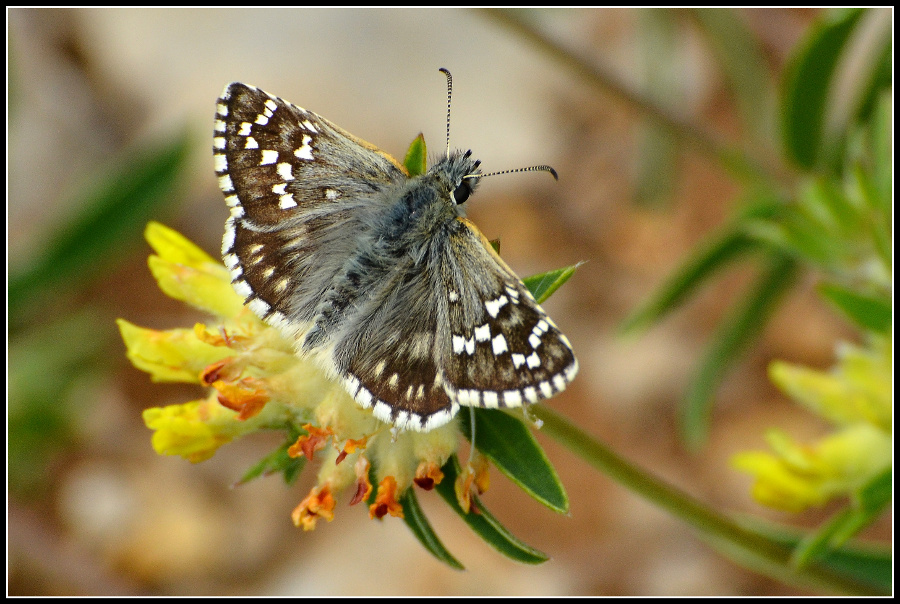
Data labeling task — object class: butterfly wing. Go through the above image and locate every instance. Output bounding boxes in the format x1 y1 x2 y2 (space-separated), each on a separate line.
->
439 218 578 411
215 83 408 339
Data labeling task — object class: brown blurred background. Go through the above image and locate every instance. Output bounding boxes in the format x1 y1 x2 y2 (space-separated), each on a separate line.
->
8 8 884 596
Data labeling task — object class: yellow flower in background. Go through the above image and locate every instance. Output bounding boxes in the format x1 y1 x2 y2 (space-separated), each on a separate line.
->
119 222 459 527
733 336 892 512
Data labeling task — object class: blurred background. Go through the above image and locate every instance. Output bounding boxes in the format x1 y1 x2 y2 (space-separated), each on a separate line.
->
7 8 891 596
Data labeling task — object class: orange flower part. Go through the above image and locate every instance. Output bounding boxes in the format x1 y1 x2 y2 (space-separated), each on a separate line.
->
455 455 490 514
413 461 444 491
288 424 334 461
211 378 270 420
200 358 233 385
335 436 370 465
369 476 404 520
349 456 373 506
292 485 336 531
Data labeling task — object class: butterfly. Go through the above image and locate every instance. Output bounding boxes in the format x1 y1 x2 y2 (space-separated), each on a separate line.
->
213 70 577 431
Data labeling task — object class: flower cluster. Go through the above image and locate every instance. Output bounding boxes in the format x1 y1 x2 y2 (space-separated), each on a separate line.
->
119 222 463 529
732 336 891 512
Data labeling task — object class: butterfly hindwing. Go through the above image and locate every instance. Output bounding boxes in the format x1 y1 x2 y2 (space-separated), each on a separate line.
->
440 218 578 410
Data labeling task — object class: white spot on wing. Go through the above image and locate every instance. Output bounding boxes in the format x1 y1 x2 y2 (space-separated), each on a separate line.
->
277 163 294 181
248 298 270 317
295 135 314 160
218 174 234 192
491 334 508 355
485 295 509 318
503 390 523 406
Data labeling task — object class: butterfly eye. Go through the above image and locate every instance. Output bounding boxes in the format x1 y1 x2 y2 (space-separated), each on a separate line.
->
453 180 473 204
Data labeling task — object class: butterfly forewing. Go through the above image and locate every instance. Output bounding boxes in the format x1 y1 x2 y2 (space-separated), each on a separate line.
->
215 83 406 335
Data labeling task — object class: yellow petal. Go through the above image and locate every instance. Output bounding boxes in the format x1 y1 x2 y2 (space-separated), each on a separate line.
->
147 254 244 318
143 399 234 462
117 319 233 383
732 424 891 512
145 221 217 267
769 352 891 430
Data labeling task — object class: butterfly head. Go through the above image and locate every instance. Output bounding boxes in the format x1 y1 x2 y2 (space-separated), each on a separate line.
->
426 149 482 208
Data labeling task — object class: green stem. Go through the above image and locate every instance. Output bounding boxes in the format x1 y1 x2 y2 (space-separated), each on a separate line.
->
529 405 883 595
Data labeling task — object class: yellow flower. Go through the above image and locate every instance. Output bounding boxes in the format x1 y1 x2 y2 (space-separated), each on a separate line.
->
143 397 244 463
120 222 461 528
733 336 892 512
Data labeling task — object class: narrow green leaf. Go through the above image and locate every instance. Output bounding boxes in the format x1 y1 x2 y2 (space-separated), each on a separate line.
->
621 231 755 335
522 263 581 304
8 132 193 326
868 91 892 212
780 8 866 169
634 9 680 207
239 428 306 485
817 283 891 333
821 8 892 169
778 209 841 266
460 408 568 513
740 516 892 594
535 405 885 594
403 133 427 177
622 193 784 336
400 488 465 570
435 456 549 564
9 309 113 497
691 8 777 145
682 254 798 449
803 177 858 236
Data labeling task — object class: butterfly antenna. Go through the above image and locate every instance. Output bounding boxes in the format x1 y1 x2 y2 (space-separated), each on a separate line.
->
465 164 559 181
439 67 453 158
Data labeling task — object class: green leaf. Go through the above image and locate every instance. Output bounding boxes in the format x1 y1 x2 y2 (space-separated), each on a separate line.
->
633 8 680 207
780 8 866 169
691 8 776 145
404 133 427 177
460 408 568 513
682 254 798 449
239 429 306 486
621 192 785 336
8 309 113 497
791 471 891 569
523 263 581 304
740 516 892 594
435 456 549 564
619 222 761 335
8 132 193 328
868 91 892 212
400 488 465 570
817 283 891 333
